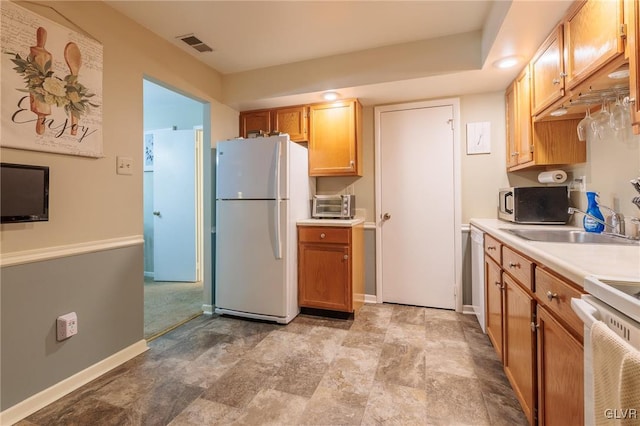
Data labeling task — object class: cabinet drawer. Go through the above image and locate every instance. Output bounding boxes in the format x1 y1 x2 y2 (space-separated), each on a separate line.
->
502 246 533 291
535 268 583 336
298 226 350 244
484 234 501 264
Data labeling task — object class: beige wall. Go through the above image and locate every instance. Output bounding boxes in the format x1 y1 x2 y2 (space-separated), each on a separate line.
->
1 1 237 254
318 90 640 229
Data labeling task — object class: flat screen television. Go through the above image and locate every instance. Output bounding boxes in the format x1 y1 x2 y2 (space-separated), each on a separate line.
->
1 162 49 223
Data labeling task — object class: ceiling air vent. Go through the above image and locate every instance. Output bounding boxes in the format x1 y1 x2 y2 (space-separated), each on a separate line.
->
176 34 213 53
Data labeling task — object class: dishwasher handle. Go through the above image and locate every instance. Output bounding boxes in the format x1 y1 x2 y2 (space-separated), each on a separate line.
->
571 298 599 328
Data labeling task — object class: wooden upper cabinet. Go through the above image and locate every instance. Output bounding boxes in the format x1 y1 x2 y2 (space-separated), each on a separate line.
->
628 0 640 133
506 66 534 170
239 110 271 137
239 106 309 142
272 106 308 142
563 0 625 91
505 81 519 169
531 25 565 116
308 99 363 177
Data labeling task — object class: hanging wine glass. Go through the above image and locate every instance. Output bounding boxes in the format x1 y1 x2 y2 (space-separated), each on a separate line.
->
610 94 631 132
576 107 593 141
590 97 612 140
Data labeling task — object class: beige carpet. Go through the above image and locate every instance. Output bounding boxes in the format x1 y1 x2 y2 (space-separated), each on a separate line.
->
144 277 203 339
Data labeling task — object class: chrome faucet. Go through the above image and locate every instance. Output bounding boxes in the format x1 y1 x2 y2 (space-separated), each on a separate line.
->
567 206 626 237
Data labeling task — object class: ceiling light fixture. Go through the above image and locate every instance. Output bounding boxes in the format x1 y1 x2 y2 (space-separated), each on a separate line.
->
323 91 339 101
492 55 522 69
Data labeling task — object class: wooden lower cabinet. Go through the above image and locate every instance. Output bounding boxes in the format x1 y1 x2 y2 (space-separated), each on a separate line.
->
484 233 585 425
503 274 537 425
297 224 364 313
485 256 504 361
536 306 584 426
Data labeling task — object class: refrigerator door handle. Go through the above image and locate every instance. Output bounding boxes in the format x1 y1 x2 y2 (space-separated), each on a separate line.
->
274 141 282 259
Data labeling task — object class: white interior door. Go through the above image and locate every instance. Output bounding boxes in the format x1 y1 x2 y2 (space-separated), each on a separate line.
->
153 129 197 282
376 101 459 309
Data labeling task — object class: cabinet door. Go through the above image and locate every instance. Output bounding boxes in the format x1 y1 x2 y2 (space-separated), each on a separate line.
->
564 0 624 90
272 106 308 142
515 67 533 165
485 256 504 361
505 81 519 168
298 242 352 312
628 0 640 133
531 25 564 115
503 274 536 426
239 110 271 137
537 306 584 426
308 100 361 176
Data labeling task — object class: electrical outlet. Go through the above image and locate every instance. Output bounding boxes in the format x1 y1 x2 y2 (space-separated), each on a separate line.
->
116 156 133 175
57 312 78 341
569 175 586 192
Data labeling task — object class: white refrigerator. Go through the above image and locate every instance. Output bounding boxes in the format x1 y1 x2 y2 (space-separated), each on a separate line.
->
215 135 311 324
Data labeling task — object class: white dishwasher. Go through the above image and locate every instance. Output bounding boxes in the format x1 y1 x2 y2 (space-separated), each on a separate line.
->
470 225 486 333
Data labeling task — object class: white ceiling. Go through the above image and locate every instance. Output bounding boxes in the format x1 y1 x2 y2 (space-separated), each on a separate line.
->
107 0 575 110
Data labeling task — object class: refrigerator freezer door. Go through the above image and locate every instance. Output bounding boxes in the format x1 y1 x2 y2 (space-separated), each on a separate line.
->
216 136 289 200
215 199 288 317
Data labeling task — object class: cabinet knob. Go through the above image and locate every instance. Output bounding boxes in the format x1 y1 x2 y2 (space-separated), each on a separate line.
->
546 291 558 301
494 281 501 287
552 78 561 85
320 233 326 239
508 262 521 269
153 211 161 217
487 246 496 251
531 322 539 332
382 213 391 221
343 254 349 260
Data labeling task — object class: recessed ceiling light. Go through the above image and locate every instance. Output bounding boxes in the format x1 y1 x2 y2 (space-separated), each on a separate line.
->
323 91 339 101
492 55 522 69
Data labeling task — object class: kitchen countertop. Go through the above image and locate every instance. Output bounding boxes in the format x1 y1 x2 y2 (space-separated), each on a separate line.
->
470 218 640 287
297 218 365 227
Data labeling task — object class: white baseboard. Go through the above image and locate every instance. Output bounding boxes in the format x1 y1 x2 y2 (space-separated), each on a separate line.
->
0 340 148 425
202 304 214 315
462 304 475 315
364 294 377 304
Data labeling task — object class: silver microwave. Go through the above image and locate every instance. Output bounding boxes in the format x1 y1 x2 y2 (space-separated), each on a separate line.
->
312 195 355 219
498 186 569 224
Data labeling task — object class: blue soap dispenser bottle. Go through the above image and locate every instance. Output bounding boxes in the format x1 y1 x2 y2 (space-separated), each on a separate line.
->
583 191 605 233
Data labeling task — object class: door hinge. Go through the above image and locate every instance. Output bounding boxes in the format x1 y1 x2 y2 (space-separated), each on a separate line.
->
531 312 538 333
529 144 534 154
620 23 627 39
447 118 454 130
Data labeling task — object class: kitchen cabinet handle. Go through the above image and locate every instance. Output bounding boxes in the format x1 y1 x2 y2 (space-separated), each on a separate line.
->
382 213 391 221
487 246 496 251
494 281 501 287
343 254 349 260
508 262 521 269
320 233 326 239
546 291 558 301
531 322 539 332
552 78 561 85
153 211 161 217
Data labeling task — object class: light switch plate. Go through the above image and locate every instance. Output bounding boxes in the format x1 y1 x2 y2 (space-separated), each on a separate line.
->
117 156 133 175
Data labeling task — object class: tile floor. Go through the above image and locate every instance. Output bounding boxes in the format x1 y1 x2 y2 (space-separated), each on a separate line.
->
18 304 527 425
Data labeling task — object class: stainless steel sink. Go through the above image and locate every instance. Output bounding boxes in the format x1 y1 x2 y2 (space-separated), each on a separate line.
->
502 229 640 245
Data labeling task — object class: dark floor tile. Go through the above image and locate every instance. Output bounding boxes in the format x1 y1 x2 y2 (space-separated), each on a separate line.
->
390 304 426 326
375 343 425 388
424 372 491 425
25 397 129 426
201 359 279 408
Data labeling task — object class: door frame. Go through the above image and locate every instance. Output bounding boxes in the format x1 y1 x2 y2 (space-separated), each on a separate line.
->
374 98 463 312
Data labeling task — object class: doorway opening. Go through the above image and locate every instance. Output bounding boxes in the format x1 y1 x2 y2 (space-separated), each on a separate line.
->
143 78 205 339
